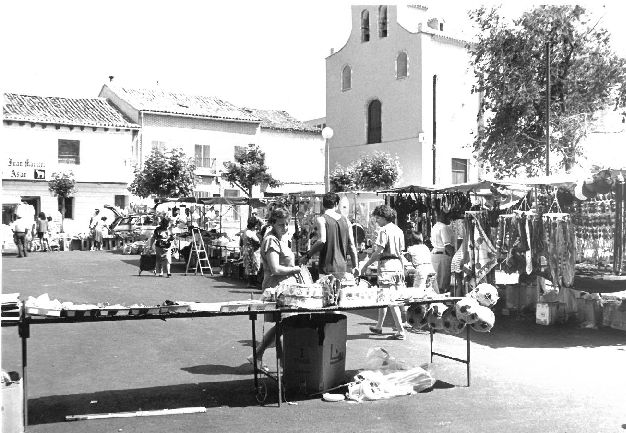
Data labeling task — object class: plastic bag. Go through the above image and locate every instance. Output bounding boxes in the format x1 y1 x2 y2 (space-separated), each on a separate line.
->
365 347 414 371
346 366 435 402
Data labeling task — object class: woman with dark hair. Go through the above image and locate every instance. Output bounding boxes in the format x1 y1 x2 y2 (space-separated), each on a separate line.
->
360 204 407 340
36 212 49 251
247 207 302 369
150 217 174 277
406 231 437 291
242 216 262 287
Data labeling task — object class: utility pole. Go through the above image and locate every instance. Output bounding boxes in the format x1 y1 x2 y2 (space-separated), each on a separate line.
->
545 42 551 176
432 75 437 184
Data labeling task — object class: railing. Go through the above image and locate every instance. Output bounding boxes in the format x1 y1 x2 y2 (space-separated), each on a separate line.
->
194 158 217 175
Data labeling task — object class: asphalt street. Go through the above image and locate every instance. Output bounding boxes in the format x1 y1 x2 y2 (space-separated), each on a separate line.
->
1 250 625 433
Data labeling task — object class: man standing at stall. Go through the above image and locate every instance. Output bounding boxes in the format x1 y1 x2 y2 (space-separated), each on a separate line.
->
11 214 30 258
431 212 454 294
299 192 359 278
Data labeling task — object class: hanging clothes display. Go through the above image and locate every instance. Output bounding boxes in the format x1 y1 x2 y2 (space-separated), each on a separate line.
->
462 211 498 290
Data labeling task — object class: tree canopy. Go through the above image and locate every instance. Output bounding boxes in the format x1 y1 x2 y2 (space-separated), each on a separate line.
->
221 144 281 197
330 151 401 192
128 148 196 198
48 170 76 231
469 5 626 177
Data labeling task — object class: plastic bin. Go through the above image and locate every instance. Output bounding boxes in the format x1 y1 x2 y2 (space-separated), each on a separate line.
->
1 371 24 433
282 313 347 395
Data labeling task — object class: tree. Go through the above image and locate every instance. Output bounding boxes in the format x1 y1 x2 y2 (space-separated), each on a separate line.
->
329 151 400 192
469 5 626 177
48 171 76 232
128 147 196 199
221 144 281 199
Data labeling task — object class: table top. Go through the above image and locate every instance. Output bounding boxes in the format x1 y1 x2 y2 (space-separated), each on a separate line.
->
1 297 463 327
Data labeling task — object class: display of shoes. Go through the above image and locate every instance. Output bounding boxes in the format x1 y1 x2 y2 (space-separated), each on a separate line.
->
369 326 383 335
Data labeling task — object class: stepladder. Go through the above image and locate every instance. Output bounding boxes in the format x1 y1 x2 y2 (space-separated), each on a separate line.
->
185 228 213 276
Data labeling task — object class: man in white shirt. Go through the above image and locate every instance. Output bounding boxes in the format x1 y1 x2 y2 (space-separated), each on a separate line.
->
430 212 454 294
12 215 31 258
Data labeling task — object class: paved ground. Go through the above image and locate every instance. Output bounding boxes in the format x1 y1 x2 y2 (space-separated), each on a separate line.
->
2 250 625 433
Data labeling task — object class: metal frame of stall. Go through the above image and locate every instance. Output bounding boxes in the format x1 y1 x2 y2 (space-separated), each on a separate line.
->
3 297 470 425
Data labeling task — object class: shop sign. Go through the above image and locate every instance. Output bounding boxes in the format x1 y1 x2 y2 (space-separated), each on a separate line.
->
3 157 46 180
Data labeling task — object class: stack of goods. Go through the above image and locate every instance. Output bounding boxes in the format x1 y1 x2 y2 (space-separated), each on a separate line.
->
22 293 190 318
1 293 21 321
407 283 498 334
317 274 380 307
275 283 324 309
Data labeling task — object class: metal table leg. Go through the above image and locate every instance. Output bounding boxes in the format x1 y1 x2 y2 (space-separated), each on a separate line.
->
249 313 258 390
18 319 30 426
275 312 282 407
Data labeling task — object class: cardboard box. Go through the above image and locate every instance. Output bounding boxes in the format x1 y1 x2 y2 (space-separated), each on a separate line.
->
505 283 538 311
282 314 347 395
575 298 601 326
536 302 563 325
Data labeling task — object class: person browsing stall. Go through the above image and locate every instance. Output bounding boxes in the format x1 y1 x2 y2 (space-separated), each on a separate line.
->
299 192 359 278
360 205 407 340
431 212 454 294
150 217 175 277
247 207 303 370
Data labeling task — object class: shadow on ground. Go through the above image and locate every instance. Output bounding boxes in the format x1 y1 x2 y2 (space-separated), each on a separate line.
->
27 379 263 425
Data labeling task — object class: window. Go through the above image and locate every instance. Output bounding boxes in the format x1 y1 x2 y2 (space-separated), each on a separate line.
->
361 10 370 42
195 144 213 168
378 6 388 38
57 196 74 219
58 139 80 165
452 158 468 184
367 99 382 144
396 52 408 78
341 65 352 91
197 175 214 185
234 145 247 158
114 195 128 209
223 189 241 220
151 141 166 151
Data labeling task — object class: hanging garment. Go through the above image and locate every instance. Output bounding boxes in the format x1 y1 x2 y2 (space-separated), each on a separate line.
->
463 213 498 286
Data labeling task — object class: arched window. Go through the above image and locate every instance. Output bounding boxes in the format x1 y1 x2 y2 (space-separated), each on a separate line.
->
341 65 352 91
361 10 370 42
367 99 382 144
378 6 388 38
396 52 408 78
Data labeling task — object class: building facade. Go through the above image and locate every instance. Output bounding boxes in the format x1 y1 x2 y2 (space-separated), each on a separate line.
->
326 5 480 187
2 93 139 231
99 85 324 198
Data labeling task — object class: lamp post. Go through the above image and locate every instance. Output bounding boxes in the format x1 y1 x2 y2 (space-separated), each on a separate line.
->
322 126 334 192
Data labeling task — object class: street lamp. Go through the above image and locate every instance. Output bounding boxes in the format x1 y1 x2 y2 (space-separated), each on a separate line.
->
322 126 334 192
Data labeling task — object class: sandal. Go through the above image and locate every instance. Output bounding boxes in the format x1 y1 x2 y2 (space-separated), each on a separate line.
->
247 355 268 371
369 326 383 335
388 333 406 340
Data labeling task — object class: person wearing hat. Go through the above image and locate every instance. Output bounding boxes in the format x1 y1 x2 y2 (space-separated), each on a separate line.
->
89 209 100 251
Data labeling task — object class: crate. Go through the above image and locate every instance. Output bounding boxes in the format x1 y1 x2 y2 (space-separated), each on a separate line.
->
602 301 626 331
575 298 602 326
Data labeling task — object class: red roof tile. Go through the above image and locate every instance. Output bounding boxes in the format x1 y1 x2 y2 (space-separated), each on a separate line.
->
3 93 139 129
105 86 261 123
242 107 321 133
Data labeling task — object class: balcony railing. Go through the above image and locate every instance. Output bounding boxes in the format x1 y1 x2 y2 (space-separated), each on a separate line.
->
195 157 217 175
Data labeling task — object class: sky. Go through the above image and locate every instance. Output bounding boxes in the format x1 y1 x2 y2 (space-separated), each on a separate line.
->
2 1 625 122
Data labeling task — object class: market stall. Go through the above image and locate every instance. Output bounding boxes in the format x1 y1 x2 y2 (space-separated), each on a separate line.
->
1 282 491 425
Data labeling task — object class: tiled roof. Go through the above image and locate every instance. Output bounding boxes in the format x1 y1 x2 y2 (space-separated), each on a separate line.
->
3 93 139 129
106 86 261 123
241 107 321 133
